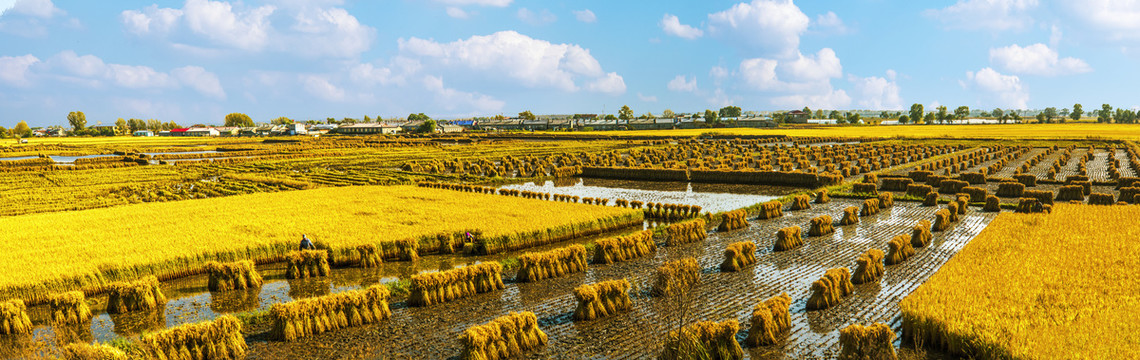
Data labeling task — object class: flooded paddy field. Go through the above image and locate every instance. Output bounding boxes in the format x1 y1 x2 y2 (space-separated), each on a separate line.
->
500 177 800 213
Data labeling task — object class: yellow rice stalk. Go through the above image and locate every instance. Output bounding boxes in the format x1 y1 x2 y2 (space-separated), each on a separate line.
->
860 199 880 216
458 311 548 360
911 220 932 248
996 181 1025 197
852 183 878 195
0 299 32 335
660 319 743 360
48 291 92 325
652 257 701 297
206 260 263 292
840 206 859 225
717 209 749 232
962 186 988 203
61 343 128 360
1088 192 1115 205
885 234 915 265
851 249 884 285
106 276 166 314
138 314 246 360
808 215 834 236
285 250 330 279
838 322 897 360
923 192 938 206
806 268 853 310
270 285 392 341
757 200 783 220
772 226 803 252
877 192 893 208
408 262 505 307
790 194 811 210
744 293 791 347
356 244 382 268
396 239 420 262
983 195 1001 212
516 244 588 283
593 230 656 264
666 219 707 246
932 209 952 232
815 189 830 204
955 195 969 215
572 279 632 321
720 241 758 272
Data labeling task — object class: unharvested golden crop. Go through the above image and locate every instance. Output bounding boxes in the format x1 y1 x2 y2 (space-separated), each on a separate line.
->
568 123 1140 141
901 204 1140 359
0 185 638 303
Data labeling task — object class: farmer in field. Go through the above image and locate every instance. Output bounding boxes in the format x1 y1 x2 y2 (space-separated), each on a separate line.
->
466 231 474 243
299 234 315 250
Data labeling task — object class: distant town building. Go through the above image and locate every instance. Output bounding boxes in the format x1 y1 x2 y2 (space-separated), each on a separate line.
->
133 130 154 137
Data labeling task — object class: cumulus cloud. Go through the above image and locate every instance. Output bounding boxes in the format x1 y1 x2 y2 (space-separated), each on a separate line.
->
8 0 62 18
924 0 1038 31
771 89 851 109
445 7 468 18
42 51 224 98
850 71 902 110
398 31 623 94
709 66 729 79
172 66 226 99
660 14 702 39
422 75 505 113
182 0 275 51
1066 0 1140 40
667 75 698 92
300 74 345 102
517 8 556 25
120 5 182 35
707 0 809 57
573 9 596 23
739 48 841 93
815 11 846 33
0 54 40 87
637 93 657 102
989 43 1091 76
965 67 1029 108
290 7 375 56
432 0 511 6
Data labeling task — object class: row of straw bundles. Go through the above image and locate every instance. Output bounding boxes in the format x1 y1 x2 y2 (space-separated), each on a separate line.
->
851 183 877 196
1088 192 1116 205
572 279 632 321
408 262 504 307
138 315 246 360
1022 189 1055 205
911 220 932 248
840 206 859 225
851 249 884 285
807 268 853 310
0 299 32 335
906 184 934 198
790 194 811 210
516 244 588 283
745 293 792 347
984 195 1001 212
877 192 894 208
666 218 708 246
808 215 834 236
1056 185 1086 201
958 172 986 184
996 181 1024 197
206 260 264 292
880 177 913 191
652 258 701 297
396 239 420 261
270 285 392 341
757 200 784 219
458 311 548 360
885 235 915 265
717 209 749 232
860 198 880 216
593 230 656 264
687 169 841 188
772 226 803 252
356 244 382 268
960 186 987 203
1121 187 1140 203
938 179 968 194
660 320 743 360
838 322 897 360
49 291 92 324
862 173 878 184
61 343 128 360
1014 174 1037 187
815 189 830 203
1016 197 1045 213
286 250 330 279
720 241 758 272
107 276 166 314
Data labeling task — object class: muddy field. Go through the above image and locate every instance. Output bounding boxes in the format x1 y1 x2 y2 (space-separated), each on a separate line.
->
240 199 995 359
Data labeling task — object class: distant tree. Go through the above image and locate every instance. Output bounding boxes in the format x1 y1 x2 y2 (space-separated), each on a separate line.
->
1035 113 1046 124
909 104 924 125
898 114 910 124
408 113 431 121
703 109 719 124
271 117 294 125
846 112 861 124
416 119 438 133
518 110 537 120
718 106 742 118
815 109 824 119
363 115 372 122
13 121 30 137
828 110 841 120
954 106 970 121
326 117 337 124
1071 104 1083 122
923 112 935 124
639 111 654 119
0 127 8 138
603 114 618 120
1060 108 1070 118
618 105 633 120
1042 107 1058 123
662 109 675 118
803 106 812 118
1099 104 1113 123
163 121 180 130
1011 112 1022 123
115 118 128 135
880 111 889 119
835 114 847 124
67 111 87 131
936 106 949 124
224 113 254 127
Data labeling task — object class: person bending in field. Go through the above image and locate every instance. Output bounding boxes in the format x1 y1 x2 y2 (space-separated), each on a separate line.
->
466 232 474 243
300 234 315 250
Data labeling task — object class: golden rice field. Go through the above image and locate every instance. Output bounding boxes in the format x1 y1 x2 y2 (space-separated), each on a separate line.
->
0 185 639 302
574 123 1140 140
900 204 1140 359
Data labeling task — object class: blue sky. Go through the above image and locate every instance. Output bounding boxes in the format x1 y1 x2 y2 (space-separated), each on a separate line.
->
1 0 1139 127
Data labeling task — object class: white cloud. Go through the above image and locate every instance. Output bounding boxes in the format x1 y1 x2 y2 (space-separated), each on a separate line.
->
44 51 225 98
300 74 345 102
398 31 622 94
517 8 556 25
350 63 397 86
660 14 703 39
637 93 657 102
105 64 176 89
432 0 511 6
445 7 468 19
709 66 729 79
172 66 226 99
573 9 596 23
290 7 375 57
966 67 1029 108
8 0 61 18
707 0 810 58
924 0 1038 31
815 11 846 33
422 75 505 113
739 48 841 93
850 73 902 110
1066 0 1140 40
667 75 698 92
771 89 851 109
182 0 275 51
120 5 182 35
989 43 1091 76
0 54 39 87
